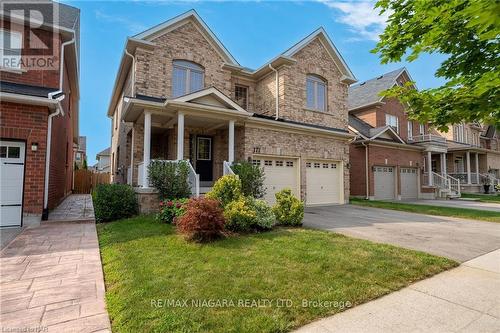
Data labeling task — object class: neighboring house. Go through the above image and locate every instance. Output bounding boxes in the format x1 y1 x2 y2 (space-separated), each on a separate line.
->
75 135 87 168
0 1 80 227
95 147 111 173
108 10 356 210
348 68 500 200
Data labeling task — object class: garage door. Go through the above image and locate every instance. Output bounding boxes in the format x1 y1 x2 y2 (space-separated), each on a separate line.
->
1 141 25 227
306 160 343 205
374 166 395 200
400 167 418 199
254 157 299 205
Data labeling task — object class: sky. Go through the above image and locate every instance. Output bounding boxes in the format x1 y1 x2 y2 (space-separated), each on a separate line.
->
62 0 447 165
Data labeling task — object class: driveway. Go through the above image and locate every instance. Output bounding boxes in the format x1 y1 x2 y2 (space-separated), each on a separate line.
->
304 205 500 262
401 199 500 212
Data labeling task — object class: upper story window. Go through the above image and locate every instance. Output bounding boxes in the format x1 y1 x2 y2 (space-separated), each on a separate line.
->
0 29 22 70
306 75 326 111
454 123 465 143
385 114 399 133
172 60 204 97
407 121 413 139
234 85 248 109
419 123 425 135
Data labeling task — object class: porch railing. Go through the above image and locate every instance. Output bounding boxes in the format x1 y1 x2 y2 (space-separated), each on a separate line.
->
431 171 449 189
409 134 446 143
447 174 461 197
223 161 235 176
448 173 480 185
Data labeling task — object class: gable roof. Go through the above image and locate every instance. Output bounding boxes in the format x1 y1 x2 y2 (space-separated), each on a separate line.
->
172 86 249 114
348 68 409 110
133 9 238 65
348 114 405 144
97 147 110 156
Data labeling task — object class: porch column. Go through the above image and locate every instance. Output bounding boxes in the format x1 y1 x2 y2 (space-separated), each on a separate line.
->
466 151 471 184
143 110 151 188
228 120 235 164
177 112 184 160
427 151 433 186
442 153 447 177
475 152 479 184
130 127 134 185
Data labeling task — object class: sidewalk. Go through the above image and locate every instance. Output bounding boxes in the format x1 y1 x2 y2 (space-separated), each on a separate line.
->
295 249 500 332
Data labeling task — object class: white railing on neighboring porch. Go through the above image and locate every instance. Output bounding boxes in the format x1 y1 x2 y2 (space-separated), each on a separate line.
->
223 161 234 176
431 171 449 189
409 134 447 143
423 171 461 197
447 174 461 197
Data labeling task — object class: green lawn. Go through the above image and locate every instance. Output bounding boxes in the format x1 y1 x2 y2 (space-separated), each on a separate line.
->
98 216 456 333
350 198 500 223
461 193 500 203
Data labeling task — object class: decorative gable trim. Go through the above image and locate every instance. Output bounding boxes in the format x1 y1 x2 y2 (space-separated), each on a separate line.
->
172 87 252 115
369 125 406 144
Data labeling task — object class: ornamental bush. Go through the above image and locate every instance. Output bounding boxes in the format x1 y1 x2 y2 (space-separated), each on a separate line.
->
272 189 304 226
223 197 257 232
92 184 138 222
148 160 191 200
156 198 188 224
232 160 266 199
251 198 276 230
176 197 226 242
206 175 242 208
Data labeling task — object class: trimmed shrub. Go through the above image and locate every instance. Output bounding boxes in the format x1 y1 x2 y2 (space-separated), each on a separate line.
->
232 161 266 199
148 160 191 200
93 184 138 222
176 197 226 242
251 198 276 230
206 175 242 207
224 197 257 232
272 189 304 226
156 198 188 224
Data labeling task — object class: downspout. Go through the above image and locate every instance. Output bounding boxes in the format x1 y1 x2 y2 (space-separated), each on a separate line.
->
361 142 369 200
124 48 135 96
42 37 74 219
268 64 279 120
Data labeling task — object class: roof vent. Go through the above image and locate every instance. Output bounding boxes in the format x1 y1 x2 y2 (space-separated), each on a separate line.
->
376 75 384 79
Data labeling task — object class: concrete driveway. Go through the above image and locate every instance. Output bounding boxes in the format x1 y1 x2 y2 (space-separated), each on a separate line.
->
304 205 500 262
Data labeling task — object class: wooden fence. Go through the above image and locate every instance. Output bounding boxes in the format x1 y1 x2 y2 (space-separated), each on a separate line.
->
74 170 110 194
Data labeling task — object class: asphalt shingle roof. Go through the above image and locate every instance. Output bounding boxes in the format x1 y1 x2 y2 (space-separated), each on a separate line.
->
348 114 372 137
0 81 59 97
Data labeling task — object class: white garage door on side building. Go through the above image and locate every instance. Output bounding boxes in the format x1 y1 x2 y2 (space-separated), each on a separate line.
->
254 157 300 205
400 167 418 200
0 141 26 227
306 160 343 205
374 166 395 200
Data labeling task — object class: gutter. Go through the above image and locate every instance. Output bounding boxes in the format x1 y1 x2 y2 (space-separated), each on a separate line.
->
268 64 279 120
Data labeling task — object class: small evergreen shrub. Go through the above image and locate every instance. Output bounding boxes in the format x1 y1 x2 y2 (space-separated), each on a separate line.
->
206 175 242 207
93 184 138 222
251 198 276 230
176 197 226 242
232 161 266 198
148 160 191 200
156 198 188 224
272 189 304 226
223 197 257 232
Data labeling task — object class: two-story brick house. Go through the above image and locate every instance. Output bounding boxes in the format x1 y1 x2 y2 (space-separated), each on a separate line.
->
0 2 80 228
108 10 357 210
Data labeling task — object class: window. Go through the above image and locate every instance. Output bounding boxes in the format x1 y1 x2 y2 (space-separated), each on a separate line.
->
407 121 413 139
419 123 425 135
196 137 211 160
314 162 321 168
385 114 399 133
286 161 294 167
264 160 273 166
0 29 22 70
172 60 204 97
306 75 326 111
454 124 465 143
234 85 248 109
275 160 284 167
252 159 261 166
323 163 329 168
306 162 312 168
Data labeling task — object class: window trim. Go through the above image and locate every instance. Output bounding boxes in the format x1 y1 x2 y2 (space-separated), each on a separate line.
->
385 114 399 133
306 74 327 111
234 84 248 109
0 29 22 70
172 60 205 97
407 121 413 139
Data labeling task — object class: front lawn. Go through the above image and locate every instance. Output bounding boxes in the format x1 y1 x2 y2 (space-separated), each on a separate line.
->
461 193 500 203
350 198 500 223
98 216 456 333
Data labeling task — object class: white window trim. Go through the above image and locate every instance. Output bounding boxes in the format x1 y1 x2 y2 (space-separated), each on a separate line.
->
407 121 413 139
0 29 22 70
419 123 425 135
385 114 399 133
306 75 327 111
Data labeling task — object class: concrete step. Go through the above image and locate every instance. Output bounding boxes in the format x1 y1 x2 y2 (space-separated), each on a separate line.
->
200 187 212 194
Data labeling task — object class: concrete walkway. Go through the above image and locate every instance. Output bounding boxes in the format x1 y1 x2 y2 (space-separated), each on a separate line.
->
401 199 500 212
295 249 500 333
0 195 111 332
48 194 95 221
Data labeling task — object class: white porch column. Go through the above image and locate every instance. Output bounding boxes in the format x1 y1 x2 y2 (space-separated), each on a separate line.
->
427 151 433 186
475 152 479 184
129 127 134 185
466 151 471 184
228 120 235 164
177 112 185 160
143 111 151 188
442 153 447 176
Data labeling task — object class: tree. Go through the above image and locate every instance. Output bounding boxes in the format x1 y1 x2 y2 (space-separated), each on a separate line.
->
83 158 88 170
372 0 499 130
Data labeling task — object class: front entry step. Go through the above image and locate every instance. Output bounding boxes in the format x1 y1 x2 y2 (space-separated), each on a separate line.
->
200 187 212 194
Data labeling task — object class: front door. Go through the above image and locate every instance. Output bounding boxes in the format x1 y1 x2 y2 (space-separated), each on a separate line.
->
1 140 26 227
196 136 213 181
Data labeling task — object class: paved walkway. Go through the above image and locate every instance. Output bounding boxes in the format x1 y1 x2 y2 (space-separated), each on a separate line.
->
401 199 500 212
48 194 95 221
0 195 111 332
295 249 500 333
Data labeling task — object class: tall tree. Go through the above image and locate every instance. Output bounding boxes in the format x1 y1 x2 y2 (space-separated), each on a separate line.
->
372 0 499 130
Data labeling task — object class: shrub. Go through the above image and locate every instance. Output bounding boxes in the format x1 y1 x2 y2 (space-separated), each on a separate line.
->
272 189 304 226
224 197 257 232
93 184 138 222
251 199 276 230
232 161 266 199
176 197 226 242
156 198 188 224
206 175 242 207
148 160 191 200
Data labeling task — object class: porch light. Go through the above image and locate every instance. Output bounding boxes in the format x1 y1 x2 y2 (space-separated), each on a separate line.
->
31 142 38 151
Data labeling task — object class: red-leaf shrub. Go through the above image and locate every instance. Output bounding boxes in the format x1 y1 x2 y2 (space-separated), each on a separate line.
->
176 197 226 242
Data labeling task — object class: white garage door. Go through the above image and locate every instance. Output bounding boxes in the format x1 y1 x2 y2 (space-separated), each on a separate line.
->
254 157 299 205
400 167 418 199
1 141 25 227
374 166 395 200
306 160 343 205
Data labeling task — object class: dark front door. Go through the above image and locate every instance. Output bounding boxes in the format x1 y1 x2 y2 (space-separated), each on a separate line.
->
196 136 213 181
